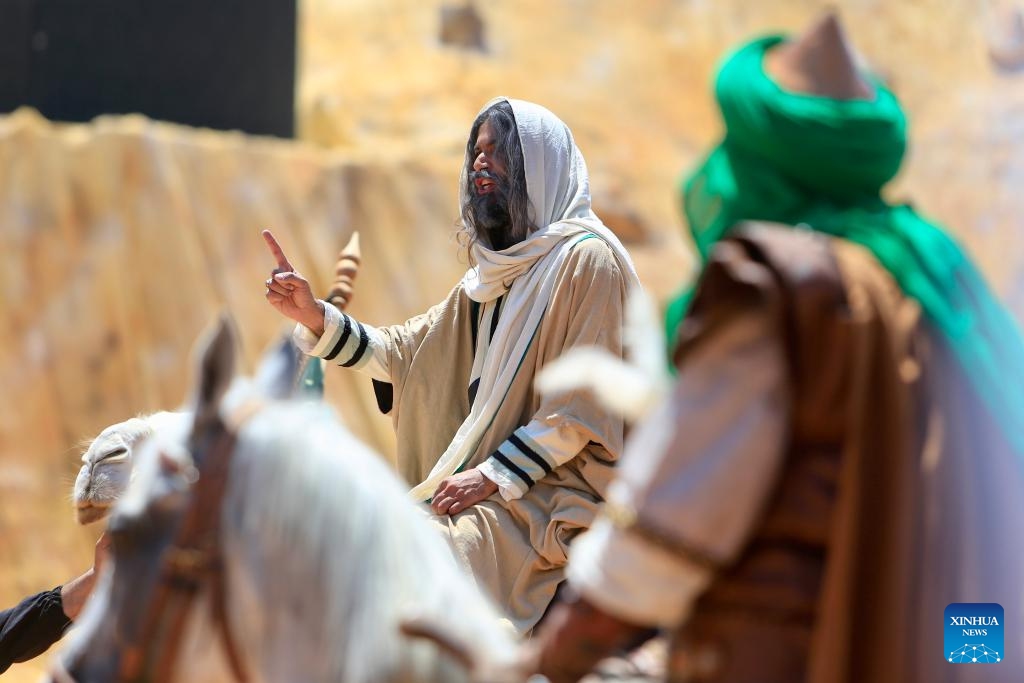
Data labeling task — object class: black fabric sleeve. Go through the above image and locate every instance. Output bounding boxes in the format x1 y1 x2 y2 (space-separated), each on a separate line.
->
0 586 72 674
372 379 394 415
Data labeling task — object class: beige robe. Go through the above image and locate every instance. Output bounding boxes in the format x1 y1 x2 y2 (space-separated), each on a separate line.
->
374 235 627 633
296 98 638 635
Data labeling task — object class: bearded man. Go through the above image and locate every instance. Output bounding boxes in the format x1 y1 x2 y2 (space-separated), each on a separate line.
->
533 14 1024 683
263 98 639 634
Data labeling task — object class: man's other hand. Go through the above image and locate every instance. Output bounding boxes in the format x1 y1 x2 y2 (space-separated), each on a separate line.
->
261 229 325 335
431 469 499 516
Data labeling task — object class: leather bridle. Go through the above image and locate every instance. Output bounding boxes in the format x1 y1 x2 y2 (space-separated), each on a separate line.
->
56 411 253 683
118 411 249 683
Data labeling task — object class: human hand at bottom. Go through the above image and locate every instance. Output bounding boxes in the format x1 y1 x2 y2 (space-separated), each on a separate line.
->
61 532 111 620
430 469 498 516
529 591 652 683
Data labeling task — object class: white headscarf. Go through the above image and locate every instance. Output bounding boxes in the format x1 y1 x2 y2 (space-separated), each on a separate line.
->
461 98 638 302
409 98 639 501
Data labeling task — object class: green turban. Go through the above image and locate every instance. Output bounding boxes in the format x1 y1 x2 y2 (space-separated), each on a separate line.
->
668 35 1024 451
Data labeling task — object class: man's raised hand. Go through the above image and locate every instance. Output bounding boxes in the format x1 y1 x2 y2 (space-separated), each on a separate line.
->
261 229 325 335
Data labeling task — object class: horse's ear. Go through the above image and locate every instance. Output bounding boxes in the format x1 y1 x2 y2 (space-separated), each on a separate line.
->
253 332 303 401
190 314 238 424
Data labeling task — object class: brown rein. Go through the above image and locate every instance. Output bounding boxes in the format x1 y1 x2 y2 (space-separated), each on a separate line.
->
117 413 250 683
110 233 361 683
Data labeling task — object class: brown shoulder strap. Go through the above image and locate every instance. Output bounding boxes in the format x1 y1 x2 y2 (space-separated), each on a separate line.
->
729 223 851 445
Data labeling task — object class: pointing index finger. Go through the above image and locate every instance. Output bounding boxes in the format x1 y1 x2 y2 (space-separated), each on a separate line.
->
261 229 294 272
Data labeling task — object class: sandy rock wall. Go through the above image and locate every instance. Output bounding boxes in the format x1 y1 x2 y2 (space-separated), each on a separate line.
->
0 109 466 680
300 0 1024 297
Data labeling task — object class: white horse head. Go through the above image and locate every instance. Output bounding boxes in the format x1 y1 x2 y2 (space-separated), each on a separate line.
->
73 411 188 524
53 318 520 683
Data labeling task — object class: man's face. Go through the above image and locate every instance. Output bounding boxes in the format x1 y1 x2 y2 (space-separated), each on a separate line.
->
468 118 515 249
471 119 507 195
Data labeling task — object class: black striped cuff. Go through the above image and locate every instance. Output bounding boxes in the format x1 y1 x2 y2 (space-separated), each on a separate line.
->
322 312 370 368
489 427 559 491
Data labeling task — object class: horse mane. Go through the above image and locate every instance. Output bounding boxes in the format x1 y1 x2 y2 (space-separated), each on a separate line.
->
205 395 515 682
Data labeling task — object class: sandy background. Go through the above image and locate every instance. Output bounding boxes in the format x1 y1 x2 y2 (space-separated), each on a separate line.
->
3 0 1024 678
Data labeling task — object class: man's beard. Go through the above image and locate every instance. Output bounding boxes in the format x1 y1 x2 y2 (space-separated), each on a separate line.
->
468 172 515 250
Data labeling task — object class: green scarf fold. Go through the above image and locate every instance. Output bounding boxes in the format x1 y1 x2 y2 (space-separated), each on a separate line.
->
668 35 1024 452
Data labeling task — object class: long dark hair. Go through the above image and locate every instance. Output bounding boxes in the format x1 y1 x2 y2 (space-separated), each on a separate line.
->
458 101 532 256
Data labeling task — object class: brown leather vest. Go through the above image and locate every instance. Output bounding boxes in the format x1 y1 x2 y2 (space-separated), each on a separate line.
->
666 222 1024 683
667 223 870 683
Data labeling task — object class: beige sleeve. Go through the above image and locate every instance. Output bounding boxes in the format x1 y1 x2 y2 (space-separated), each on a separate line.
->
292 285 462 387
568 307 790 628
292 300 390 381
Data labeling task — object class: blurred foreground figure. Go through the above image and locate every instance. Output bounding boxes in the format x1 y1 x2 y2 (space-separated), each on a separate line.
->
0 534 109 673
535 13 1024 683
264 98 639 634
